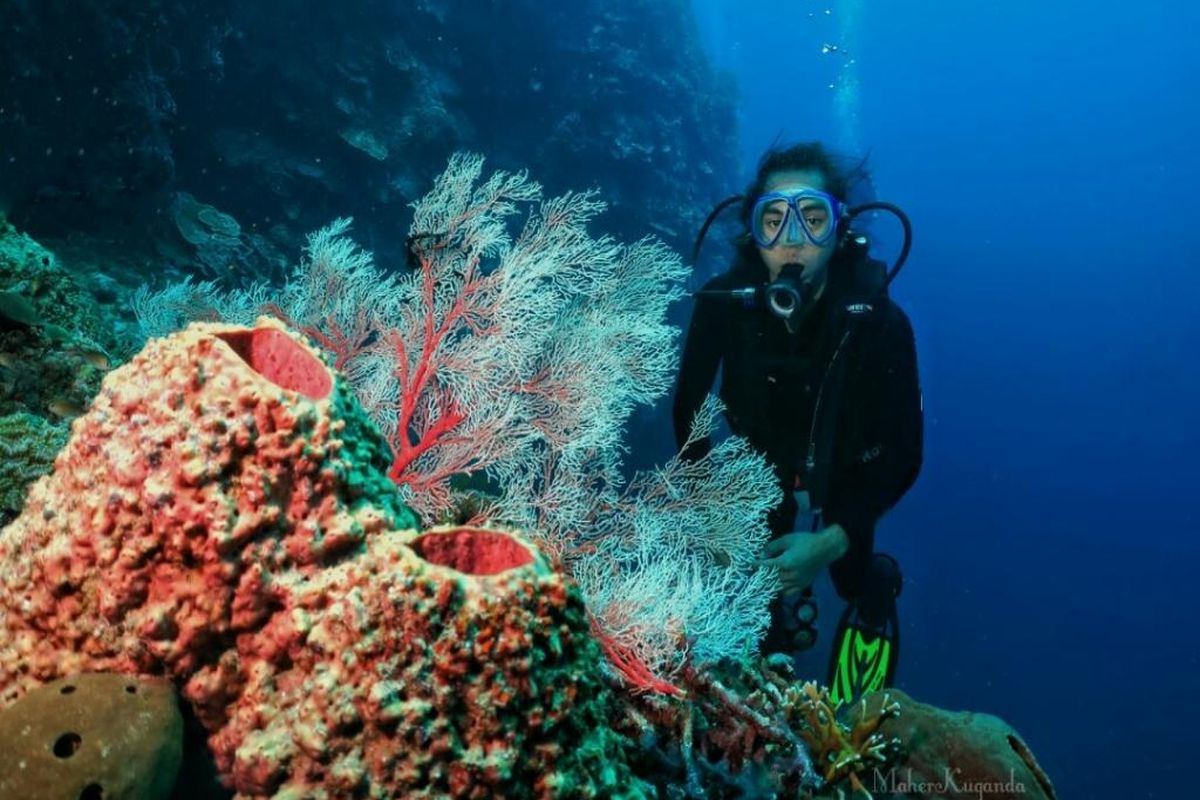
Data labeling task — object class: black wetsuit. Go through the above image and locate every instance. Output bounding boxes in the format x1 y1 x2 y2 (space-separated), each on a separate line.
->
673 246 923 614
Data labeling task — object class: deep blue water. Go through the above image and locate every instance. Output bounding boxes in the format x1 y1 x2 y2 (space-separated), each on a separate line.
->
692 1 1199 797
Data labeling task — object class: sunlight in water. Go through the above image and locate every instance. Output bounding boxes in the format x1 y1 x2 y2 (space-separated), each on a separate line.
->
831 0 862 153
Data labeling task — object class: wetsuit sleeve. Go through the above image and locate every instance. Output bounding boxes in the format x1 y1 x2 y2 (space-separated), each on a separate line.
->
672 292 724 461
823 303 923 598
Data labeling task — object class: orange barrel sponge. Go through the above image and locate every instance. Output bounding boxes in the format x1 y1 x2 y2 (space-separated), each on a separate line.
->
0 318 645 798
0 316 416 705
214 525 646 799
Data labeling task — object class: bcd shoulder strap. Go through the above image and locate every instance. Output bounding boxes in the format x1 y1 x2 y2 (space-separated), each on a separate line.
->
804 255 889 511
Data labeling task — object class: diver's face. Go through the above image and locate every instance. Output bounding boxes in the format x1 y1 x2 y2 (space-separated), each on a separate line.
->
755 169 837 293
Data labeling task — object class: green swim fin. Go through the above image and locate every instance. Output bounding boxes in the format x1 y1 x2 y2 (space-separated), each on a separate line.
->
828 604 899 707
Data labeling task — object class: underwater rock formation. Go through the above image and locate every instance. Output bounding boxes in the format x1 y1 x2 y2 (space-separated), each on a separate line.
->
865 690 1057 800
0 0 736 276
0 218 133 418
0 317 644 798
0 673 183 800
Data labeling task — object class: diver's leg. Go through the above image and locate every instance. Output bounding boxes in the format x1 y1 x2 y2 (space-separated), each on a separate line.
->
827 553 903 703
849 552 903 630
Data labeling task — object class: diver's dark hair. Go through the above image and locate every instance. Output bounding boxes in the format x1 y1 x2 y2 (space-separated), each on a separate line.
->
738 141 872 228
733 141 873 267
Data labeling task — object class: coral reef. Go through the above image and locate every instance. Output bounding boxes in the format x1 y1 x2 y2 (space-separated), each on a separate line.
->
0 216 128 355
0 411 68 522
786 682 901 796
0 312 1058 800
0 316 645 797
135 157 783 691
0 221 142 522
0 219 137 429
613 656 902 798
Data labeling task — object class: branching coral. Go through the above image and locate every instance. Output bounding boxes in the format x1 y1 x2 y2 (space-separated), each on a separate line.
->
609 654 903 799
784 681 902 798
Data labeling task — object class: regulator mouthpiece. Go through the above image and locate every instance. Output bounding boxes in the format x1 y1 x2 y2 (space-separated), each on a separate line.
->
765 263 809 320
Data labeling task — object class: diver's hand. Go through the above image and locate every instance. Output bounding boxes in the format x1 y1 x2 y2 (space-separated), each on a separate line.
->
756 524 850 593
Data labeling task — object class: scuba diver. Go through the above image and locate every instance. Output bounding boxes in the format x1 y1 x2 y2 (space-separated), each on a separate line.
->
673 142 923 705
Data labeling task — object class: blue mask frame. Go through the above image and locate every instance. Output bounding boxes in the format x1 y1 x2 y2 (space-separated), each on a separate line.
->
750 189 847 249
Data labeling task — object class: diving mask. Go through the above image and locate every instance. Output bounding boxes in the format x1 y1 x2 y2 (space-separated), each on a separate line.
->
750 188 847 249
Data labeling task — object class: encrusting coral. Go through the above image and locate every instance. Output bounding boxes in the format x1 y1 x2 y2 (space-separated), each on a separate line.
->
0 411 69 521
0 316 646 798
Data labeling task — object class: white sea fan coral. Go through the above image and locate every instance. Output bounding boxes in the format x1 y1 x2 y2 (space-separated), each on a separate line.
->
133 153 782 680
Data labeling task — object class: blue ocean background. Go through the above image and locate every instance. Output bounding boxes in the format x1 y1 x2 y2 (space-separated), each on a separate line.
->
1 1 1196 797
692 2 1198 797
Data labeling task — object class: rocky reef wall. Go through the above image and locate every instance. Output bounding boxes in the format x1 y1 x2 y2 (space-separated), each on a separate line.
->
0 0 738 279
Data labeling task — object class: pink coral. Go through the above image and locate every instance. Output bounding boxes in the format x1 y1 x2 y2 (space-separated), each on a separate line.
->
0 317 643 798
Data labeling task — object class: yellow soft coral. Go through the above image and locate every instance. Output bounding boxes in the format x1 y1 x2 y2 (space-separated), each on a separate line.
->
786 681 901 798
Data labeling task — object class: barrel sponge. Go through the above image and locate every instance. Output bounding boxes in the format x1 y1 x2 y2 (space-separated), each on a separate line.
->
0 315 418 702
0 318 645 798
216 525 645 799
